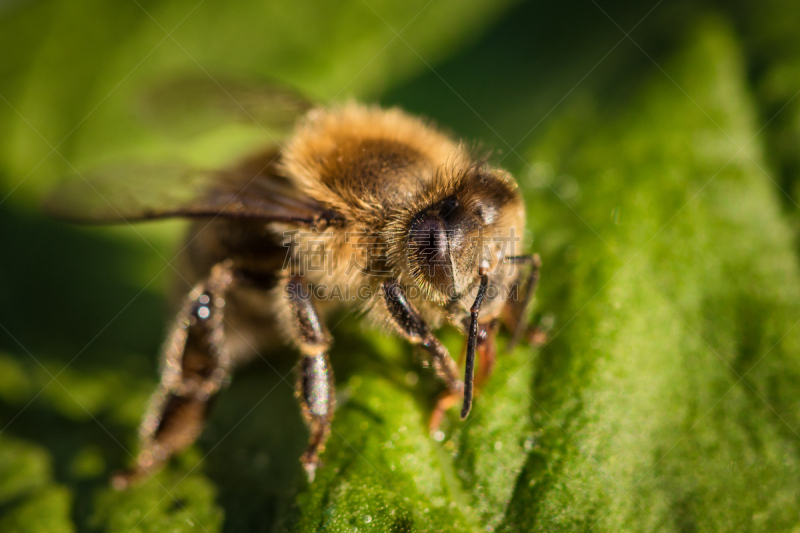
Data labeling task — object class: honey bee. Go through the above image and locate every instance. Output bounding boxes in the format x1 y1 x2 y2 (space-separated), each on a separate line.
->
47 79 541 486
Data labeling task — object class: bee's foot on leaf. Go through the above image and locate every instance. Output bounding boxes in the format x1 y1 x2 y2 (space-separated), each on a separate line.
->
301 454 320 483
429 390 461 433
526 314 554 347
527 326 548 347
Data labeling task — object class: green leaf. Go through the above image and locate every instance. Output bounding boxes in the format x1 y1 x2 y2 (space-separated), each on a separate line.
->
502 13 800 532
0 435 73 533
0 486 74 533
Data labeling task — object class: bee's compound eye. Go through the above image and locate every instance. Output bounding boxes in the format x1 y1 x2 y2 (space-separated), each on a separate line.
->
408 215 453 293
409 216 448 263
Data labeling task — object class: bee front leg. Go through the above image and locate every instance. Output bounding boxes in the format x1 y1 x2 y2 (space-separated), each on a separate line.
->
381 280 463 433
430 319 499 433
284 277 334 483
472 320 499 391
112 261 235 490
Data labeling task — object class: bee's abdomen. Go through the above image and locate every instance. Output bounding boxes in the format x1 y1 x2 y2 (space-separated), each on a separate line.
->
182 219 285 285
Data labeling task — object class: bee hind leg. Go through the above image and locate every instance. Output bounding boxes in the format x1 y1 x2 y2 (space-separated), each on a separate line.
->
112 261 235 490
284 277 335 483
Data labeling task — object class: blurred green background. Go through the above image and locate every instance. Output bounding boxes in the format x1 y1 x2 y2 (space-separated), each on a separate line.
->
3 0 800 531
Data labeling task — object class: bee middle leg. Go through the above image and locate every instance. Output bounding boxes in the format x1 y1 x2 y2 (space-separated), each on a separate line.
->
381 279 463 433
112 260 235 489
283 277 335 483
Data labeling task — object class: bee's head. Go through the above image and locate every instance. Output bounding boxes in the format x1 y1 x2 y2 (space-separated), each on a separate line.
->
394 164 524 302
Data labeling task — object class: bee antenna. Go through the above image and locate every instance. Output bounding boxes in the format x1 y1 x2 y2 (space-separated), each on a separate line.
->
461 260 490 419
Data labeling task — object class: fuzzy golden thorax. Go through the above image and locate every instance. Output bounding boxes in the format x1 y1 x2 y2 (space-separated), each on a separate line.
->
278 103 469 214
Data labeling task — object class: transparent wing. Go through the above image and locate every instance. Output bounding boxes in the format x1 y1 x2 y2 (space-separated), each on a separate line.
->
140 77 314 135
44 150 336 225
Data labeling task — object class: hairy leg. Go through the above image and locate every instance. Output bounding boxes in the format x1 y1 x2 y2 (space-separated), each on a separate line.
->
381 279 464 431
113 261 234 489
284 277 335 482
